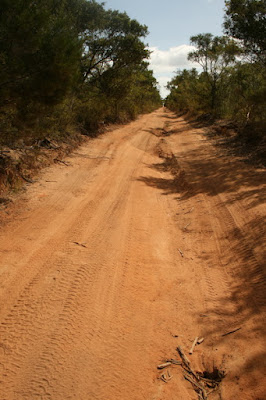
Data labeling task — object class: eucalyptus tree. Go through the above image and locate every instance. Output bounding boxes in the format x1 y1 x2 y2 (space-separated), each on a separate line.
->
188 34 240 112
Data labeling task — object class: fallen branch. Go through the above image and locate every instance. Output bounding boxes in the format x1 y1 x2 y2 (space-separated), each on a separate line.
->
184 373 208 400
157 362 172 370
177 346 199 381
197 337 204 345
189 337 199 355
177 346 191 368
221 327 241 337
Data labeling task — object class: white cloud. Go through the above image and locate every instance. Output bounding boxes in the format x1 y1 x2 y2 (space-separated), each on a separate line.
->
156 76 171 99
148 45 196 75
148 45 197 98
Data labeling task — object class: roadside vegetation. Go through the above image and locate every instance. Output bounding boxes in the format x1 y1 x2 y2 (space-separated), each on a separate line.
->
0 0 161 146
165 0 265 162
0 0 161 192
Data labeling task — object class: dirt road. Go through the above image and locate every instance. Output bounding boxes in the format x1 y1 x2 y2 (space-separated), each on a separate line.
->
0 109 265 400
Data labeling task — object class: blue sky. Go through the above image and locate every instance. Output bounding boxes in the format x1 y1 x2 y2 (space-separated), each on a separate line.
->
105 0 226 97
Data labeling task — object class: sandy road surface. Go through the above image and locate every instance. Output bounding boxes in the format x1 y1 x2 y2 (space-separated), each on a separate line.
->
0 109 265 400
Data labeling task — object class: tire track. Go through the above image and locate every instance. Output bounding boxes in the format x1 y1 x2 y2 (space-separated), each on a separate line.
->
0 118 156 400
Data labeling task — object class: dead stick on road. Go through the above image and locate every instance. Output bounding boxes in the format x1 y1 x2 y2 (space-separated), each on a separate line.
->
197 337 204 345
157 362 172 369
221 327 241 337
189 337 199 354
184 373 208 400
177 346 190 367
73 241 87 248
178 249 184 257
177 346 199 381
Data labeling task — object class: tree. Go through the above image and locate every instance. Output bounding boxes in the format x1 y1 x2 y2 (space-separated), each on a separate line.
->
224 0 266 63
0 0 84 106
166 69 203 113
80 9 149 83
188 34 240 112
75 6 153 127
0 0 161 144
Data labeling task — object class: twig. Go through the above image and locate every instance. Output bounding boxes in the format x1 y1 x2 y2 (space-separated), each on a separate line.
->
178 249 184 257
157 362 172 369
73 241 87 248
184 222 191 230
177 346 190 368
189 337 199 355
160 371 173 383
160 374 168 383
197 337 205 345
177 346 199 381
221 327 241 337
166 359 182 365
184 373 208 400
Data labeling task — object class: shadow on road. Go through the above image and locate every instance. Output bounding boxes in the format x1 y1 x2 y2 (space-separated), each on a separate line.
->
138 135 266 386
138 146 266 209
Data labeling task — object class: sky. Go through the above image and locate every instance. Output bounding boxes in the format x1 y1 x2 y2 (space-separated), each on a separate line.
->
105 0 226 98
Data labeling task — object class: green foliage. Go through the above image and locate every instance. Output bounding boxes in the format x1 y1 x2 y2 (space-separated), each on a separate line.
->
80 8 149 83
75 61 161 130
188 34 240 111
166 15 266 147
0 0 82 105
166 69 207 113
222 62 266 125
224 0 266 63
0 0 161 146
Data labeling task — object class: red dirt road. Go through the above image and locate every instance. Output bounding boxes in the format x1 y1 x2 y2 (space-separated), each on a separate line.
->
0 109 265 399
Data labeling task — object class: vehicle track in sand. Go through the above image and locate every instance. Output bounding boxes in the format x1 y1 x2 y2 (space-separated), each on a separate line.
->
0 109 265 399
